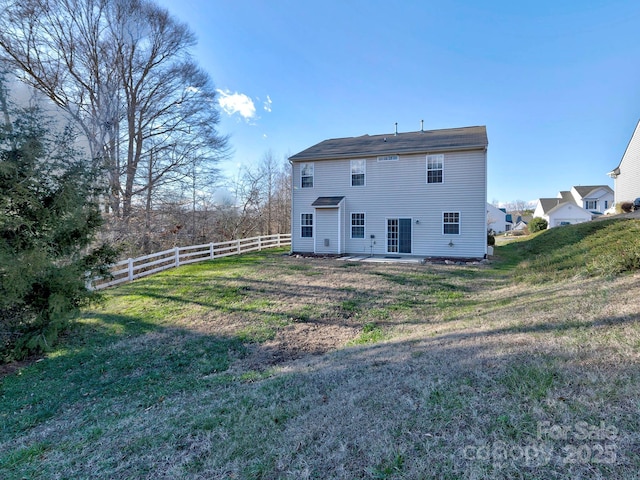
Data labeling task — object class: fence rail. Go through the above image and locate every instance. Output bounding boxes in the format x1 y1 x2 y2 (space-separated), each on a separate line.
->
91 233 291 290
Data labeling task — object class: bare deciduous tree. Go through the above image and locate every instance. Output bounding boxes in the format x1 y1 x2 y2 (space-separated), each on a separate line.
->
0 0 227 223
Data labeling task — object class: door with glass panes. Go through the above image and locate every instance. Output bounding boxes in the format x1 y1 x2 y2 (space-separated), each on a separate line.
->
387 218 411 254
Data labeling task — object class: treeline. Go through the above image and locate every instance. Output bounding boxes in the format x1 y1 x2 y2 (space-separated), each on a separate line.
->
102 152 292 258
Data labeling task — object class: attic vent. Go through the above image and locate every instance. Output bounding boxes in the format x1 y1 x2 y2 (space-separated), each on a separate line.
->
377 155 399 162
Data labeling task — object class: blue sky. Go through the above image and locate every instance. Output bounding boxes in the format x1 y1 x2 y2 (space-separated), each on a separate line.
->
157 0 640 205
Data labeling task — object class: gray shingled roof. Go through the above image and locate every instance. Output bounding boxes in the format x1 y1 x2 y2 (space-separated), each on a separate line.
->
311 196 345 207
573 185 612 197
289 125 488 161
538 198 568 214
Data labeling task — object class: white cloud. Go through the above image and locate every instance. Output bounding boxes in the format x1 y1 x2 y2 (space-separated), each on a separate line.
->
263 95 273 112
217 89 256 120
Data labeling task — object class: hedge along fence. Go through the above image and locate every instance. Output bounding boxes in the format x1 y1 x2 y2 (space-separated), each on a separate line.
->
91 233 292 290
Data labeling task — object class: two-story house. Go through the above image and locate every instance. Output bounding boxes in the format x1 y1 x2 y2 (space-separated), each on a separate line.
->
289 125 489 259
608 119 640 206
570 185 614 214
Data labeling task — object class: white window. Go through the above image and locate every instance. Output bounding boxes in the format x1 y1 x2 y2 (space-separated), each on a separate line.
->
427 154 444 184
301 163 314 188
301 213 313 237
443 212 460 235
351 213 365 238
585 200 597 210
351 159 365 186
377 155 399 162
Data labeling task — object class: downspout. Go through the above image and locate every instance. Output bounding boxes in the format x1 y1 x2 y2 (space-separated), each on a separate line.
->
288 158 294 254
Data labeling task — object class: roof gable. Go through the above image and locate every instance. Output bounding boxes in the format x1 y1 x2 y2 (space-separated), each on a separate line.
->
289 125 488 161
572 185 613 199
539 198 568 214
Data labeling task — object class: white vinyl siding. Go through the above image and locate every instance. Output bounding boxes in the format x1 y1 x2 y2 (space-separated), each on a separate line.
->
614 120 640 205
316 209 340 254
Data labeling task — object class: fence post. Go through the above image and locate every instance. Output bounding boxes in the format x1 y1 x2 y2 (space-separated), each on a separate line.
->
128 258 134 281
175 247 180 267
258 236 262 251
210 242 214 259
237 239 241 254
277 234 281 247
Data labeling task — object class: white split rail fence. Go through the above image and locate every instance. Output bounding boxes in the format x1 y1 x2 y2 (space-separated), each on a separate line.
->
91 233 291 290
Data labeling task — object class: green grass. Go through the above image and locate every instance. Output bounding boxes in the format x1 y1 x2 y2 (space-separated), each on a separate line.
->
349 322 387 345
497 218 640 281
2 222 640 479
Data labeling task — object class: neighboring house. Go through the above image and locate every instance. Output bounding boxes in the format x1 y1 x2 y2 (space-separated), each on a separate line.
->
533 185 613 228
569 185 613 215
512 219 528 231
289 125 489 259
487 203 513 233
534 195 590 228
608 119 640 206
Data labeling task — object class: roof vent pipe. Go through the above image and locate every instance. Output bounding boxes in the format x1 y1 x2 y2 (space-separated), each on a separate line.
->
421 119 424 132
394 122 398 136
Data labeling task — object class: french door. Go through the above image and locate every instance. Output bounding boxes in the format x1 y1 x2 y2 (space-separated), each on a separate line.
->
387 218 411 254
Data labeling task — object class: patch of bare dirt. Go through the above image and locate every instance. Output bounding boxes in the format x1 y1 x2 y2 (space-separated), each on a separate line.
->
239 322 361 370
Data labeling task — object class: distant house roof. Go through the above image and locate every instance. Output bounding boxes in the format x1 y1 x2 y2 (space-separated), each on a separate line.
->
538 198 567 214
289 126 488 161
311 196 345 207
572 185 613 198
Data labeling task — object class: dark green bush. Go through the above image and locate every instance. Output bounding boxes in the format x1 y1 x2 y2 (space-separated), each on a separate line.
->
528 217 548 233
1 96 116 362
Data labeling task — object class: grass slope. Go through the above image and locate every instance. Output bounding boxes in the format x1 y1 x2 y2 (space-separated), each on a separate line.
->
498 217 640 281
1 221 640 479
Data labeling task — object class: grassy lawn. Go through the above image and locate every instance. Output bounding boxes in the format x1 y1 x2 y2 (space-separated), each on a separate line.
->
2 220 640 479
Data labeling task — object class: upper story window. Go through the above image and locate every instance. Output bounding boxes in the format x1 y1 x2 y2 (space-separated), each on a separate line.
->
443 212 460 235
301 163 314 188
377 155 399 162
585 200 597 210
351 213 365 238
351 159 365 186
427 154 444 184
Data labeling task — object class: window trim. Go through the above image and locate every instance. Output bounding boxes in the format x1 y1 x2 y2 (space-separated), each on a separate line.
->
443 211 460 235
301 162 314 188
301 213 313 238
350 159 366 187
426 154 444 184
350 212 365 239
